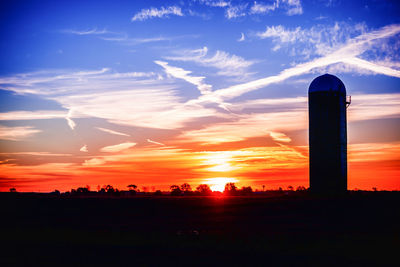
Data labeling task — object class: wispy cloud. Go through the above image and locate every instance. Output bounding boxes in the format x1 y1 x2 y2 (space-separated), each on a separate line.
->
0 68 219 129
155 60 212 95
198 0 303 18
200 24 400 102
66 109 76 130
83 157 106 166
165 47 255 77
96 127 130 137
132 6 183 21
348 93 400 121
64 28 109 35
250 1 279 14
179 111 306 144
180 92 400 145
197 0 230 8
64 27 176 46
283 0 303 15
270 132 292 143
0 152 72 156
147 139 165 146
255 22 370 57
100 142 137 153
0 110 69 120
0 126 41 141
80 145 88 152
225 4 248 19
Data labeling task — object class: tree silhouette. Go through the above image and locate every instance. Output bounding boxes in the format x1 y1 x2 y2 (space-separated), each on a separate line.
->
181 183 192 193
9 188 16 193
105 185 115 193
128 184 137 191
287 185 294 191
77 187 89 194
170 185 182 196
196 184 212 195
296 186 306 191
240 186 253 195
127 184 138 195
224 183 237 195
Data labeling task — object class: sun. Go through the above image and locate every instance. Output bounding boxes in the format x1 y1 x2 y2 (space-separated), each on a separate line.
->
204 177 238 192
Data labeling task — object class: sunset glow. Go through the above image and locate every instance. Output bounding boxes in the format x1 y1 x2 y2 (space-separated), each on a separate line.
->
204 177 239 192
0 1 399 192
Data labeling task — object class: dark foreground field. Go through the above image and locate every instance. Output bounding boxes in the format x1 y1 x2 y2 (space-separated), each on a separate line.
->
1 192 399 266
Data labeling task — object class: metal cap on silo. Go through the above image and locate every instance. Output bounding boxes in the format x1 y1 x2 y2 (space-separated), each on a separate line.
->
309 74 346 94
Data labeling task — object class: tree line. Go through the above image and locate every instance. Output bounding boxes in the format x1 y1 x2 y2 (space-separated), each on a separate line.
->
6 183 308 196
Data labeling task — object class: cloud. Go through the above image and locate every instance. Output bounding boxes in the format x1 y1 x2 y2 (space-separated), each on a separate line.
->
348 93 400 121
66 109 76 130
0 68 221 130
283 0 303 15
147 139 165 146
270 132 292 143
201 24 400 102
83 157 106 166
228 0 303 17
0 126 41 141
64 27 176 46
155 60 212 95
197 0 230 7
225 4 248 19
180 92 400 145
96 127 130 137
179 111 306 144
0 152 72 156
100 142 137 153
164 46 255 77
0 68 110 94
64 28 109 35
132 6 183 21
255 22 368 57
80 145 88 152
250 1 279 14
348 142 400 162
0 110 69 120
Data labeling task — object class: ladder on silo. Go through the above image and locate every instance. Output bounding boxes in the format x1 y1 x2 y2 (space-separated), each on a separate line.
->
346 95 351 108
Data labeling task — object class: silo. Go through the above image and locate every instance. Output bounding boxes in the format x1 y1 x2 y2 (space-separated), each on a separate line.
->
308 74 350 194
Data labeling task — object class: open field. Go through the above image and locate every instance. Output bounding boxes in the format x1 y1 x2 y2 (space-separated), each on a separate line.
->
1 192 399 266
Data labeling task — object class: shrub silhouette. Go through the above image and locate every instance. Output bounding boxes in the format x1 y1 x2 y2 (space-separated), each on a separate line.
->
170 185 182 196
240 186 253 195
127 184 138 195
154 190 162 196
196 184 212 195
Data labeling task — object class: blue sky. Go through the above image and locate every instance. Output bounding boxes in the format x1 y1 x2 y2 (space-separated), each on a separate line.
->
0 0 399 191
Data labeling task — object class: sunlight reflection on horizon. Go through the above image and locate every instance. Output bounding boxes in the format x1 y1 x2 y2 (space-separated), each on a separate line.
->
203 177 238 192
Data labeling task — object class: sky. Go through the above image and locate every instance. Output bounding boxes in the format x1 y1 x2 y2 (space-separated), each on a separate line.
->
0 0 399 192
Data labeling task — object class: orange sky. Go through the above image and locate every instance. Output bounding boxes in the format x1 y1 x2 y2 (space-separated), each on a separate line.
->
1 140 399 192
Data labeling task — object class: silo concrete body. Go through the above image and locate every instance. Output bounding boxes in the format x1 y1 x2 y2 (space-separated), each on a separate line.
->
308 74 348 194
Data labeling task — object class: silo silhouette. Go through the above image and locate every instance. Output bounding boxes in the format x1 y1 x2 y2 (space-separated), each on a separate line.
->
308 74 350 194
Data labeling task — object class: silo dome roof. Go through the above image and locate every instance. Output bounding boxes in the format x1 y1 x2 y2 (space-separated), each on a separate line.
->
309 74 346 94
